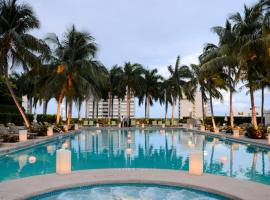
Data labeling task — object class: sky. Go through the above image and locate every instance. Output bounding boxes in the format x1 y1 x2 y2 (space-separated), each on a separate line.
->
22 0 270 118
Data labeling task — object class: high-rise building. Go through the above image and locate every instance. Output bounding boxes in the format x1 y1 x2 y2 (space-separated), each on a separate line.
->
87 94 135 119
178 91 210 119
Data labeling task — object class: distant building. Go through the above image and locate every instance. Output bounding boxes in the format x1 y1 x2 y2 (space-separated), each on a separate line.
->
87 94 135 119
234 106 261 117
179 91 210 119
22 96 31 114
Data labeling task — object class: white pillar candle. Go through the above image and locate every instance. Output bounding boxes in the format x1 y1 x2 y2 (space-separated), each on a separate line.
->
126 148 132 155
96 123 99 128
268 135 270 144
19 130 27 142
127 139 132 144
162 124 165 128
214 128 219 134
74 124 79 131
233 129 239 138
47 127 53 136
189 150 203 175
56 149 71 175
188 124 193 129
200 125 205 132
141 123 144 128
118 123 121 128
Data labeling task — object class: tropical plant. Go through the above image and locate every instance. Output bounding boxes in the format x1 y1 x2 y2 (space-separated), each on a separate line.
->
0 0 49 128
159 80 173 122
45 25 105 128
138 68 163 119
122 62 144 123
167 56 195 124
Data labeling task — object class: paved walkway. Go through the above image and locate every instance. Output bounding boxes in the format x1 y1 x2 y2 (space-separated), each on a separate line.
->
0 169 269 200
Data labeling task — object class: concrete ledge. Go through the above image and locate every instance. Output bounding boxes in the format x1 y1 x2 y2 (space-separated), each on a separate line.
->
0 169 269 200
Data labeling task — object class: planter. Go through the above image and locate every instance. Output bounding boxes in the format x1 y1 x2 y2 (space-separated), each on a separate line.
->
162 124 165 128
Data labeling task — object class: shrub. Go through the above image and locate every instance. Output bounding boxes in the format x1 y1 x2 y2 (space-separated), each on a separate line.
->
2 134 18 143
245 126 268 139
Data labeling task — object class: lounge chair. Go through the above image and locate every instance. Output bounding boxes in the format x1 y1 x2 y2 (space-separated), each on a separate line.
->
89 120 94 126
152 120 157 126
158 121 163 126
7 123 37 138
131 120 136 127
165 121 170 126
0 124 10 135
83 120 88 126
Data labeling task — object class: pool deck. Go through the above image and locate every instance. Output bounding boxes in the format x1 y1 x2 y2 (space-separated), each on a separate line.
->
0 169 269 200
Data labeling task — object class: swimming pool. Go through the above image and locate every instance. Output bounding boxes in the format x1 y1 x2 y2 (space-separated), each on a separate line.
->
0 128 269 185
27 184 230 200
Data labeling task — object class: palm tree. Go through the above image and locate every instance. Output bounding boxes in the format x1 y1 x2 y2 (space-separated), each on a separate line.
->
45 25 103 128
122 62 144 123
108 65 125 119
0 0 49 128
139 68 163 119
230 3 270 130
205 20 239 129
167 56 195 124
190 64 208 125
200 44 227 130
159 80 173 122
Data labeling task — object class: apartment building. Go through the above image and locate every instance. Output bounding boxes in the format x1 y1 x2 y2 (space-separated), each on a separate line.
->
87 95 135 119
179 91 210 119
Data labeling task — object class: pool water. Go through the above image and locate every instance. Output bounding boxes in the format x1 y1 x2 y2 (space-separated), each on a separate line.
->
28 184 230 200
0 128 269 185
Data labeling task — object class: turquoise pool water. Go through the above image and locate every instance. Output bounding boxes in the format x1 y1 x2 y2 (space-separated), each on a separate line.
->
28 184 230 200
0 128 269 185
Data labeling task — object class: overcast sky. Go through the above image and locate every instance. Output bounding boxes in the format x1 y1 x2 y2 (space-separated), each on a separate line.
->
24 0 269 118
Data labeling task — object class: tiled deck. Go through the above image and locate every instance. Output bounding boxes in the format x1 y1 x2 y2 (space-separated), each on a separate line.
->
0 169 269 200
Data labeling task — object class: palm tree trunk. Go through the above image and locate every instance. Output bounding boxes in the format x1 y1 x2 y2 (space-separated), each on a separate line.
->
165 101 168 122
144 99 147 119
96 100 99 119
146 95 150 119
78 102 81 121
67 101 72 129
127 87 131 126
111 97 114 119
171 97 176 124
56 89 65 125
65 98 68 120
3 74 30 128
210 94 216 129
229 88 234 129
261 86 264 126
85 95 88 118
201 91 205 126
92 99 95 119
249 85 258 130
29 97 32 114
43 100 48 115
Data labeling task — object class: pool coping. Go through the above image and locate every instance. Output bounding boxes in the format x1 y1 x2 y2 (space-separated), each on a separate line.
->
0 127 269 157
0 169 269 200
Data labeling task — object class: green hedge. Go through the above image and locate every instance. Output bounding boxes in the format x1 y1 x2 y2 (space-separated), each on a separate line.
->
204 116 263 126
0 104 19 114
0 113 57 126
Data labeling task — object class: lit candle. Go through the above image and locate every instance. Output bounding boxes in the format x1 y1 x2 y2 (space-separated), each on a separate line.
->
141 123 144 128
56 149 71 175
74 124 79 131
162 124 165 128
233 129 239 138
189 150 203 175
200 125 205 132
96 123 99 128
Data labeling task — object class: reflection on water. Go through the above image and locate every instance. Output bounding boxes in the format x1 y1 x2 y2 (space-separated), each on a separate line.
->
0 129 269 185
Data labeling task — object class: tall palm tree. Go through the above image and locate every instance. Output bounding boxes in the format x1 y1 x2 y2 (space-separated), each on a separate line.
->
138 68 163 119
190 64 208 126
122 62 144 123
167 56 195 124
206 20 239 129
45 25 103 128
159 80 173 122
108 65 125 119
230 3 270 130
200 44 227 130
0 0 49 128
